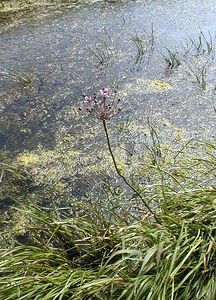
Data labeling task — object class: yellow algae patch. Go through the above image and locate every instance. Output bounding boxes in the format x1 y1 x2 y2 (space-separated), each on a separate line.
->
148 80 171 91
16 152 40 166
16 147 80 169
66 151 79 159
16 147 55 167
122 77 171 97
15 146 81 189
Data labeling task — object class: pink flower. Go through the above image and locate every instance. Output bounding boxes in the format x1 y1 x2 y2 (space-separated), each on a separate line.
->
80 87 121 120
84 96 92 103
100 87 109 96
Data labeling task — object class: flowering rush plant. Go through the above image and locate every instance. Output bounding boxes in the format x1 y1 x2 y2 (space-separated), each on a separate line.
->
78 87 160 224
79 87 121 120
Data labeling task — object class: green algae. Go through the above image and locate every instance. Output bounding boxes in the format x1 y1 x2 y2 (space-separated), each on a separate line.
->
148 79 172 91
123 78 172 97
2 113 211 210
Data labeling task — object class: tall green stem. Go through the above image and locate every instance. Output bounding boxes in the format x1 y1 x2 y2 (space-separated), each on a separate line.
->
102 120 161 225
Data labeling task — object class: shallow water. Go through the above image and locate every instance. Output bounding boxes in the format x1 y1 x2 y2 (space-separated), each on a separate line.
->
0 1 215 203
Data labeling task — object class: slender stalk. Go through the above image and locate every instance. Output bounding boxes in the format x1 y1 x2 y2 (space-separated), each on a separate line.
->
102 120 161 224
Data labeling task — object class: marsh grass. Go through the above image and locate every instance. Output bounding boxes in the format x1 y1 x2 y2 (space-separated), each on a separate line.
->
130 26 155 65
163 31 215 88
0 162 29 182
0 136 215 299
88 42 113 66
162 48 181 70
0 69 35 86
187 31 215 57
186 61 209 90
0 186 215 299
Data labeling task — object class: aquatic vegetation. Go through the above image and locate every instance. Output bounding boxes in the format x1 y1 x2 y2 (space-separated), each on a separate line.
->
162 48 181 69
186 30 215 57
130 25 155 64
148 79 171 90
0 171 215 299
0 69 34 85
121 78 172 98
160 31 216 90
88 42 113 66
0 0 95 22
186 61 208 90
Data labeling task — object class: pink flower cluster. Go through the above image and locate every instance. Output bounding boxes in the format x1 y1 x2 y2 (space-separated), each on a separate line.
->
79 87 121 121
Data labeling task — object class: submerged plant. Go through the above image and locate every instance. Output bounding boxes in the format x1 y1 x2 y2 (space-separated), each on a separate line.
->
162 48 181 69
130 25 155 64
0 68 34 85
186 61 208 90
187 30 215 57
88 42 113 65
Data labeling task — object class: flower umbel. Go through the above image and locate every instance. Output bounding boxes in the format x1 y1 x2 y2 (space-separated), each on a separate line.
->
80 88 121 120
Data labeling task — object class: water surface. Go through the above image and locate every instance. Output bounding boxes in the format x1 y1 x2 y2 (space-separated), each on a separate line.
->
0 0 215 204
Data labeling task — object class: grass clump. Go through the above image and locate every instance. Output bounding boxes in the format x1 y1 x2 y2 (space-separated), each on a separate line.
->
0 182 215 299
162 48 181 70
